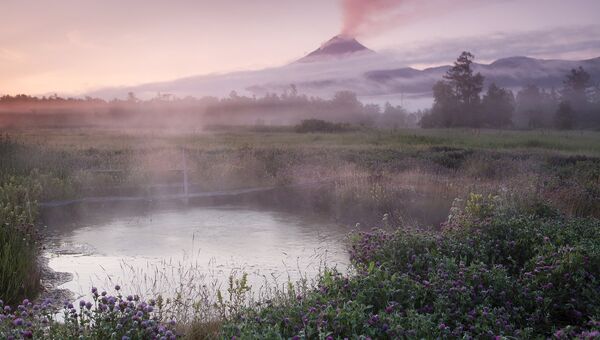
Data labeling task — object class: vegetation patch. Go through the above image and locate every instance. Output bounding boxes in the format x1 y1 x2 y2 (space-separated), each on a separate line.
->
221 199 600 339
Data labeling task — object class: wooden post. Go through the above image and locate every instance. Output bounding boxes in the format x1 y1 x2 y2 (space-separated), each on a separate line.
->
182 148 189 201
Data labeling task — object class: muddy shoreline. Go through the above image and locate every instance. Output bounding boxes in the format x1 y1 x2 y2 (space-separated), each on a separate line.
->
37 253 73 304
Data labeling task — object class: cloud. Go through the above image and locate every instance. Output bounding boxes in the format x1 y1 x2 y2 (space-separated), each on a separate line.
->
0 48 27 63
384 25 600 66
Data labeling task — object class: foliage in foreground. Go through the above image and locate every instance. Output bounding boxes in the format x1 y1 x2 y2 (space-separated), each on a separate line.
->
221 201 600 339
0 286 178 339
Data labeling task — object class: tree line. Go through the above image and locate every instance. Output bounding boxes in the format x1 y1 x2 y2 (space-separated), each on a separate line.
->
420 52 600 129
0 89 416 128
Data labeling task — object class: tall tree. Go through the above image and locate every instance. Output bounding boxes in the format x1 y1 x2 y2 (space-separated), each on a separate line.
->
482 83 515 128
562 66 591 112
515 85 558 128
444 52 485 107
419 52 485 128
555 101 575 130
444 51 485 127
378 102 407 128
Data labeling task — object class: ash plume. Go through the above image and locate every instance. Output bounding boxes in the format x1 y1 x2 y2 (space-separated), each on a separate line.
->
340 0 483 38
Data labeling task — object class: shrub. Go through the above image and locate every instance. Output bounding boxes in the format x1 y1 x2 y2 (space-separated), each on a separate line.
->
427 147 473 170
294 119 354 133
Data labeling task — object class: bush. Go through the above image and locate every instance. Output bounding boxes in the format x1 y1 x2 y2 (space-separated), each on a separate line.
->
427 147 473 170
294 119 354 133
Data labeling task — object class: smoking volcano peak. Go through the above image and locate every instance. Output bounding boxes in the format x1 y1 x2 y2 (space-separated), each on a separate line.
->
297 35 374 63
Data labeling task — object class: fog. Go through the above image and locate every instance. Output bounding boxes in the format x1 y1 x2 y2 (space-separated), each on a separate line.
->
0 89 416 129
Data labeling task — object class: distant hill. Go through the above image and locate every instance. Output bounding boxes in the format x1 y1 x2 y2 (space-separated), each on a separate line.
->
366 56 600 93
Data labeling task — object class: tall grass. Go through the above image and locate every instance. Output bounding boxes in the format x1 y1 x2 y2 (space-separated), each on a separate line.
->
0 176 41 304
0 136 41 304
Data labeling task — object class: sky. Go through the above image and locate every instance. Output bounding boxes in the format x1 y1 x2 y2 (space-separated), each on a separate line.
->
1 0 600 95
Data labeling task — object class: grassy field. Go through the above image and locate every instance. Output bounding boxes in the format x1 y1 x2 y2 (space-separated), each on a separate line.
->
0 127 599 338
8 127 600 154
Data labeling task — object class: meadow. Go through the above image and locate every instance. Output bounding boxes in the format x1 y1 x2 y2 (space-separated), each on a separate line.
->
0 127 599 339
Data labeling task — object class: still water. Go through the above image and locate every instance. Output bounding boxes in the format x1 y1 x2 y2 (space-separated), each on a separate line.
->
41 202 351 299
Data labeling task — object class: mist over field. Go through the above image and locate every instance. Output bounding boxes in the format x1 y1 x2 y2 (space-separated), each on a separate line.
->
1 1 600 339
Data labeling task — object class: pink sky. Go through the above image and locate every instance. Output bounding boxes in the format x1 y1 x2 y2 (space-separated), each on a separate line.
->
1 0 599 95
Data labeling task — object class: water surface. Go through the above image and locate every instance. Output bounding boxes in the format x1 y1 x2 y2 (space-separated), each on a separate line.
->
42 203 351 299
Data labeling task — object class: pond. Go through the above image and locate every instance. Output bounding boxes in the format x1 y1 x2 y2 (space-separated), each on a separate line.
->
41 201 351 300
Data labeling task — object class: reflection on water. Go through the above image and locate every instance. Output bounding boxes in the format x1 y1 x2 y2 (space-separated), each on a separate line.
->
42 203 351 299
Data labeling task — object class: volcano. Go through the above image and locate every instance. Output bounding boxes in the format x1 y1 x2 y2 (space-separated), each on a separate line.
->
297 35 375 62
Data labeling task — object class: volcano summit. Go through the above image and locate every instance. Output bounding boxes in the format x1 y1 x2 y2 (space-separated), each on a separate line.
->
297 35 375 62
